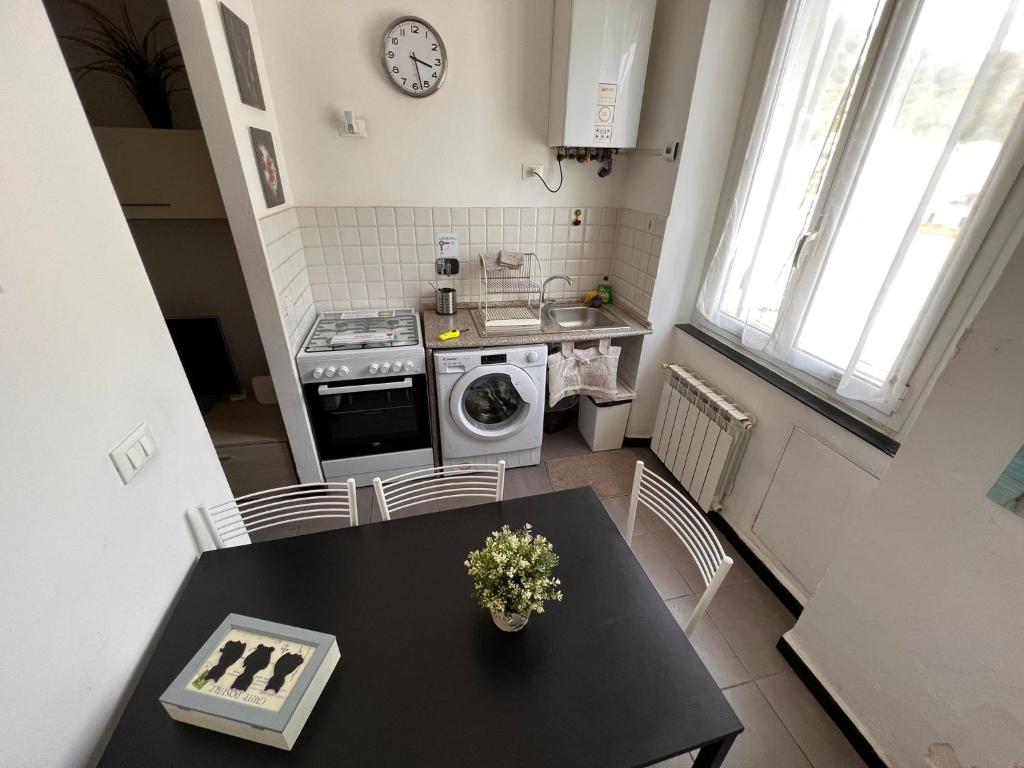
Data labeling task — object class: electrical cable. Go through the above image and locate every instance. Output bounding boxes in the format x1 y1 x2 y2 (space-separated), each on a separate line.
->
534 155 564 194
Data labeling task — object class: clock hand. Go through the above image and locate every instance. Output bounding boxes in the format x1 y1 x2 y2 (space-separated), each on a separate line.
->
410 55 424 90
410 54 433 69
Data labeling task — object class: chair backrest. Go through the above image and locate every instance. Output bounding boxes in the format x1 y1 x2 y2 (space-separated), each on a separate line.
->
372 461 506 521
626 461 733 636
199 480 358 549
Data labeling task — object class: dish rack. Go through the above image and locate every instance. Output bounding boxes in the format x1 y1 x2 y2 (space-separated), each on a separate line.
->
478 252 545 328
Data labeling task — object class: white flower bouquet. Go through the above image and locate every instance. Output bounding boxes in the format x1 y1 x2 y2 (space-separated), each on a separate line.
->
465 523 563 630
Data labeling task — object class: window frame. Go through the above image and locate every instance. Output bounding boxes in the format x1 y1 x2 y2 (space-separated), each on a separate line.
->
695 0 1024 439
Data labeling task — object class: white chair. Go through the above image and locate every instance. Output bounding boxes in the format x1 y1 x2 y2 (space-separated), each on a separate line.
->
199 481 359 549
626 461 733 636
373 461 506 521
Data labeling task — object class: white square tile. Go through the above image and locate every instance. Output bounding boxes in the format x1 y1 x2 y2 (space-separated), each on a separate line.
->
367 283 385 299
374 207 396 226
503 207 520 226
349 283 368 299
327 265 346 282
451 207 469 226
319 228 341 246
470 226 486 244
415 226 433 245
383 264 402 281
381 245 399 264
308 266 327 284
379 227 398 245
340 228 360 246
304 247 324 266
414 207 432 226
346 265 365 282
356 207 376 226
552 225 568 243
358 227 379 246
395 207 414 226
361 246 381 264
397 226 415 245
503 225 519 243
312 284 331 301
314 207 336 226
323 246 342 264
487 225 502 243
469 207 486 226
486 207 502 225
399 245 417 263
537 207 554 226
417 245 434 262
330 283 349 300
431 207 451 227
365 266 384 282
519 208 537 226
335 207 357 227
299 228 320 247
342 247 361 264
297 208 317 227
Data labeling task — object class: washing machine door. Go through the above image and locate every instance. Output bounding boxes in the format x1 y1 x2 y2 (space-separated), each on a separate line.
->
449 364 539 440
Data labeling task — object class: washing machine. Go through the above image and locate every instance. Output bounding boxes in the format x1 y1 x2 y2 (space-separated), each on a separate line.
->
435 344 547 468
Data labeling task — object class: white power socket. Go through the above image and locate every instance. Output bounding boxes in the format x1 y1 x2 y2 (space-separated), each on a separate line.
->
522 164 544 180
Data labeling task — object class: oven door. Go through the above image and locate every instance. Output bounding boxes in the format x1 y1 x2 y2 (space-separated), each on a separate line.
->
304 374 430 461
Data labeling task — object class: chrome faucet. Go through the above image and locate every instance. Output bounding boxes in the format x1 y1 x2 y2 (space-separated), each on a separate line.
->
541 274 574 314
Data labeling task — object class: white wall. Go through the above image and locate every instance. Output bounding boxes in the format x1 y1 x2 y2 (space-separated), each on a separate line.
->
620 0 710 217
251 0 626 208
169 0 321 482
626 0 765 436
0 4 233 765
787 239 1024 768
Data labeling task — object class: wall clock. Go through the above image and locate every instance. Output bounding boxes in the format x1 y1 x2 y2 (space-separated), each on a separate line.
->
380 16 447 97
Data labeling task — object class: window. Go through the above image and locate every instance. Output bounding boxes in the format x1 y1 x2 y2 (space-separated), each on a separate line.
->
698 0 1024 420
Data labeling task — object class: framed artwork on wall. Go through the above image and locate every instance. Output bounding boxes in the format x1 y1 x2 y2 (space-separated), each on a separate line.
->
249 127 285 208
220 2 265 110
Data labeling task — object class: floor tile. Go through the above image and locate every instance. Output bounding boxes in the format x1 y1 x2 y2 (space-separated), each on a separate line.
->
720 682 812 768
707 580 795 679
629 533 692 599
540 423 591 460
665 595 751 690
601 495 649 538
653 529 756 595
502 463 553 499
756 669 866 768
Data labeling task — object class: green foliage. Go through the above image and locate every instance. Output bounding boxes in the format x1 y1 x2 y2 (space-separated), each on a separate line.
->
60 1 187 129
465 524 564 617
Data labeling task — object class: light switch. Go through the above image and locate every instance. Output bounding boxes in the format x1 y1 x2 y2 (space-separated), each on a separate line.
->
109 422 157 485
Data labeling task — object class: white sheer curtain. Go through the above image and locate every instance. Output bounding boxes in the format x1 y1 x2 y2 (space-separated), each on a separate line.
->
698 0 1024 414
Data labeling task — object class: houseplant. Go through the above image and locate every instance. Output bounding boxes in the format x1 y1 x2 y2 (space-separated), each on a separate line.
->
60 1 187 129
465 524 563 632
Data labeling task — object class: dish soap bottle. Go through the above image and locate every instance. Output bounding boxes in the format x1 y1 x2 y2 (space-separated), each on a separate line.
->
597 276 614 305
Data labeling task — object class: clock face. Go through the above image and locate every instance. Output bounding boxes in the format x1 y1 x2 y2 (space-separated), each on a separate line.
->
381 16 447 97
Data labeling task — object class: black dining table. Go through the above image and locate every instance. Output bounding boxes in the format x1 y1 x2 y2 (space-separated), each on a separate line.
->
100 486 742 767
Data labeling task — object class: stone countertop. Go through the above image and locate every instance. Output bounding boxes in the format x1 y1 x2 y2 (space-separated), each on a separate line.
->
422 302 652 350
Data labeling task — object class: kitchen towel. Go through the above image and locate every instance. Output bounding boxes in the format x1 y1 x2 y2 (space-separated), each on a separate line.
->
547 339 620 406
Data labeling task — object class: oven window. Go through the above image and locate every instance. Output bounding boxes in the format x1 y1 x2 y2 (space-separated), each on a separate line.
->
463 373 525 428
304 375 430 461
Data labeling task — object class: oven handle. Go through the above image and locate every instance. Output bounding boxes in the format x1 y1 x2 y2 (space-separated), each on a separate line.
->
317 377 414 396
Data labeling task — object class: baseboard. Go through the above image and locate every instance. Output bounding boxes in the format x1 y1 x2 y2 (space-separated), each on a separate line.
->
776 635 889 768
707 511 804 618
623 436 653 448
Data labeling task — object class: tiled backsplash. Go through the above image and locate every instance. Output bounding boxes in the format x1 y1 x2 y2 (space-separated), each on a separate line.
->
261 205 665 351
259 207 315 351
612 208 666 316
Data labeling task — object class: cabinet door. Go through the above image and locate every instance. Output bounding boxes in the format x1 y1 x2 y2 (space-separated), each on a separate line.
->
752 427 878 596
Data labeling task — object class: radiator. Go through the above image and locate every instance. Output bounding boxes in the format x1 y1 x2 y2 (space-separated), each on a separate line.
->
651 364 754 512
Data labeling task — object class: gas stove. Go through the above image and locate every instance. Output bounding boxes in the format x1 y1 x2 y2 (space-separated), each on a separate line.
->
295 308 425 384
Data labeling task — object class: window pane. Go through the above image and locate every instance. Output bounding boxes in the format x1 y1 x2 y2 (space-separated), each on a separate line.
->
719 1 881 335
798 0 1024 382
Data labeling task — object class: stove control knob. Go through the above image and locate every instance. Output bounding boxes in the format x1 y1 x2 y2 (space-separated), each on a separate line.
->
312 367 325 380
381 362 393 374
338 365 349 377
526 351 539 363
368 363 380 375
404 360 415 372
325 366 337 378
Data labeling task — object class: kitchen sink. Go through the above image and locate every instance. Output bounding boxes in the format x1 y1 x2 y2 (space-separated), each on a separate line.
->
548 306 628 330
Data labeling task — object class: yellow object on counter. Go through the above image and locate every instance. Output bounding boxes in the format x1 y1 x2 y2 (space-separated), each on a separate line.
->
438 329 463 341
583 290 600 306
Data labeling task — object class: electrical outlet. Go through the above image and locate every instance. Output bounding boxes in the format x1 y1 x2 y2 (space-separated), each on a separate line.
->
522 164 544 180
662 142 679 162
